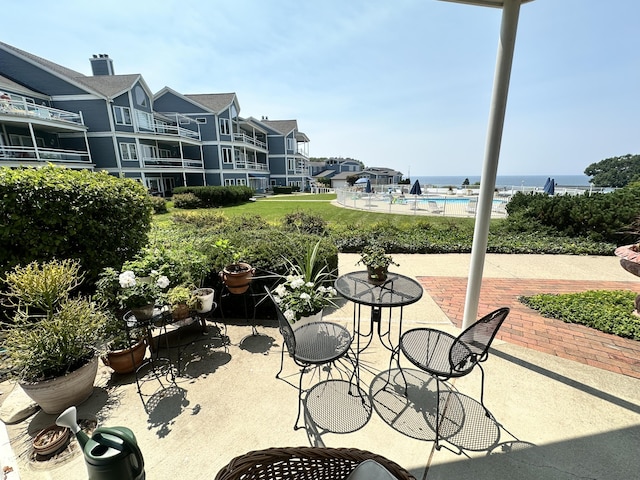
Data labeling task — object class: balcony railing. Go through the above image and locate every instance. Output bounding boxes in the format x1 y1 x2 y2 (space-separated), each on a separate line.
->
153 124 200 140
0 99 85 126
234 159 268 171
0 146 91 163
233 133 267 149
142 156 204 168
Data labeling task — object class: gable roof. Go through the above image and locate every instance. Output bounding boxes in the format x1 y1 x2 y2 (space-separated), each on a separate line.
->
262 119 298 136
184 93 237 114
0 41 145 100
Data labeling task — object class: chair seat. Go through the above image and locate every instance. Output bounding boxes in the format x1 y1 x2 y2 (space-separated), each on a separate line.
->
294 322 352 364
400 328 471 378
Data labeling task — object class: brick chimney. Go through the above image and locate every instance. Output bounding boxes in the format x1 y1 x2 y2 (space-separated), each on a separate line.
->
90 54 115 76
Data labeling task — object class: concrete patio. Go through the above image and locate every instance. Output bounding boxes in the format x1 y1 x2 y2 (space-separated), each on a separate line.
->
2 253 639 479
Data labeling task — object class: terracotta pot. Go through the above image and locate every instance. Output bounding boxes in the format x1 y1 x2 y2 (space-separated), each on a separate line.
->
104 338 147 374
614 244 640 277
367 266 388 285
33 425 70 456
20 356 98 415
221 263 255 294
172 303 190 320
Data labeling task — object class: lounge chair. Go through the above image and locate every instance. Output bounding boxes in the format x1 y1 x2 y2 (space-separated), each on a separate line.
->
466 197 477 215
427 200 443 214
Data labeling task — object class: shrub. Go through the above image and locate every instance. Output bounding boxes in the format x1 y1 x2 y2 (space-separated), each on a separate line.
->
172 186 254 207
282 211 328 235
0 165 152 281
173 192 202 209
520 290 640 340
273 186 293 194
149 195 168 214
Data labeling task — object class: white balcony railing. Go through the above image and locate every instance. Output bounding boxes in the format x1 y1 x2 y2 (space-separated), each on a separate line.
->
0 146 91 163
153 124 200 140
233 133 267 149
234 159 268 171
142 156 204 168
0 98 85 126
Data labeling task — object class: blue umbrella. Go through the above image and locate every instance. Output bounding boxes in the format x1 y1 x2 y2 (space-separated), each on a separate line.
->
365 179 372 193
543 178 555 195
543 177 551 191
355 177 368 184
409 179 422 195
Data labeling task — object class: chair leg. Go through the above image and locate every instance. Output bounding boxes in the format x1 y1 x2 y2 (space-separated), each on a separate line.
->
478 363 491 417
276 344 285 379
434 378 442 450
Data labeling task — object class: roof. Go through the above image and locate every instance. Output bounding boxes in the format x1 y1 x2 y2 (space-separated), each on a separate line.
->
313 169 335 178
262 119 298 136
0 41 149 100
184 93 237 114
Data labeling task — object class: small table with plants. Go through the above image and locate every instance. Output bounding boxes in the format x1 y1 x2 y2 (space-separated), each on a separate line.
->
334 271 423 355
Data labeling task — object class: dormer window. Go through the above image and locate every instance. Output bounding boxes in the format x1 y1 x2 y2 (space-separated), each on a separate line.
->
220 118 230 135
134 86 147 107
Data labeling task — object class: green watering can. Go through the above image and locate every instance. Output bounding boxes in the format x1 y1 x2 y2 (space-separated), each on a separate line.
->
56 406 145 480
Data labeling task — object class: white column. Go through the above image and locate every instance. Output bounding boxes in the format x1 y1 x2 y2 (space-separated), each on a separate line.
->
462 0 522 329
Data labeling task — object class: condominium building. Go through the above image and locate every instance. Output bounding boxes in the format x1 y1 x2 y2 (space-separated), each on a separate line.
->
0 42 311 195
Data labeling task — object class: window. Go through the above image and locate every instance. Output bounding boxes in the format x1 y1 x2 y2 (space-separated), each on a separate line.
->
119 142 137 160
196 117 207 124
287 137 295 152
222 147 232 164
141 145 158 160
113 106 132 125
159 149 171 158
224 178 235 186
134 86 147 107
237 178 247 186
219 118 230 135
9 134 44 147
287 158 295 171
136 110 153 131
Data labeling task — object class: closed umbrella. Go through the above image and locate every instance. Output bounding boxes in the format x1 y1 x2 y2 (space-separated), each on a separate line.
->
543 178 555 195
543 177 551 191
365 179 372 193
409 180 422 195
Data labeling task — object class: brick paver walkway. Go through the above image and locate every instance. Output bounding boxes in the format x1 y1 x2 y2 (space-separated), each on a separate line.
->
417 277 640 379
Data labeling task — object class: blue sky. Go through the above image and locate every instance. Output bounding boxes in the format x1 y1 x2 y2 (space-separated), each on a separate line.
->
3 0 638 177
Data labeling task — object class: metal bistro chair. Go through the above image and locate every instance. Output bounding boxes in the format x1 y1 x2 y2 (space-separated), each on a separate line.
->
264 287 354 430
398 307 509 449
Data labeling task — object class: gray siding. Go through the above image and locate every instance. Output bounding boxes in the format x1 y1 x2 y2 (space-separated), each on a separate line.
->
87 137 117 168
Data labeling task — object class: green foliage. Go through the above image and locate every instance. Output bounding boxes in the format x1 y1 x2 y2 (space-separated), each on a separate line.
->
282 211 328 235
173 185 254 207
273 186 293 194
357 245 399 269
504 183 640 244
149 195 168 214
520 290 640 340
584 154 640 187
0 165 152 280
173 192 202 209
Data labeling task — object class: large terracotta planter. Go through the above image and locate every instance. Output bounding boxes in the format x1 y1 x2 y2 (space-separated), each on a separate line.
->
614 244 640 277
103 338 147 374
19 355 98 415
221 263 255 294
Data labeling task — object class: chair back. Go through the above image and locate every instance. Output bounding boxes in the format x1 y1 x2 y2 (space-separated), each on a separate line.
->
264 286 296 356
450 307 509 374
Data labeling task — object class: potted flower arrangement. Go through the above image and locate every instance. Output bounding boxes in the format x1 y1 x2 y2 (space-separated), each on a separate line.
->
271 240 337 323
357 245 399 285
212 239 255 294
2 259 110 414
116 269 170 319
166 284 198 320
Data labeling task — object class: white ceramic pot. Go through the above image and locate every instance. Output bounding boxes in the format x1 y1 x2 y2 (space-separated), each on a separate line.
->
194 288 215 313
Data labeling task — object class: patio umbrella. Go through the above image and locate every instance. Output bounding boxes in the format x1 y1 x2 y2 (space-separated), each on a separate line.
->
365 179 372 193
409 180 422 195
543 178 555 195
543 177 551 191
355 177 368 184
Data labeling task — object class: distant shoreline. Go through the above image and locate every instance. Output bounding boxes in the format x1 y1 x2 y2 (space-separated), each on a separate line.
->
411 174 591 188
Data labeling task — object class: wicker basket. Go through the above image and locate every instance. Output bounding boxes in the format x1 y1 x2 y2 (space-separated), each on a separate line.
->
214 447 416 480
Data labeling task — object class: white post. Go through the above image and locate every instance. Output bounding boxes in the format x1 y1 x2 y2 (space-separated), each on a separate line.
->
462 0 522 329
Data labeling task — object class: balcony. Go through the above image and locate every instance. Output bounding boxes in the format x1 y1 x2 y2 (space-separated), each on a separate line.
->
0 98 85 127
153 123 200 141
234 159 269 171
142 156 204 168
0 146 91 164
233 133 267 150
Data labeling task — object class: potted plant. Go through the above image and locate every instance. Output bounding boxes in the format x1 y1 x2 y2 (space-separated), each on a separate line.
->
100 311 148 374
211 239 255 294
357 245 399 285
271 240 338 323
2 260 110 414
166 284 198 320
116 269 170 319
192 287 215 313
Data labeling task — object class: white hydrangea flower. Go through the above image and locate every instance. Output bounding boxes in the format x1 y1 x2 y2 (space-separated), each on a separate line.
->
156 275 170 289
284 309 296 322
274 284 288 297
119 271 136 288
305 282 314 288
290 277 305 289
300 293 311 301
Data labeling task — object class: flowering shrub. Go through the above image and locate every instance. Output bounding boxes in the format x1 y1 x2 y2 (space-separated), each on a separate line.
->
272 274 337 323
116 270 170 309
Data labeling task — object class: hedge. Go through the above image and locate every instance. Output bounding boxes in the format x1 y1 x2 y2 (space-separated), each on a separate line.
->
0 165 152 280
172 185 254 208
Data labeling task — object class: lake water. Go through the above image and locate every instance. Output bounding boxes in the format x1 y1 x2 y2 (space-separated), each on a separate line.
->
412 174 590 188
